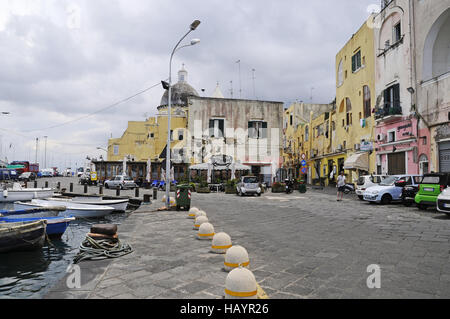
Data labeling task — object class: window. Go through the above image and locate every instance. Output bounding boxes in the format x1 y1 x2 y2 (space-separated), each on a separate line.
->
394 22 401 43
113 145 119 156
305 126 309 141
248 121 267 139
352 50 362 73
363 85 371 118
178 130 183 141
346 98 352 126
388 130 396 143
209 119 224 138
384 84 400 111
290 114 293 126
149 133 154 138
337 59 343 86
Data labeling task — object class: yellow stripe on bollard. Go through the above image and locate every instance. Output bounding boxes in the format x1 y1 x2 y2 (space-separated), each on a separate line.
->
211 244 232 249
198 233 215 237
224 261 250 268
224 288 257 298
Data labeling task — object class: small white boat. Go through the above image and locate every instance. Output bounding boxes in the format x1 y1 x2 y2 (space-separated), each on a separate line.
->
46 197 129 212
0 183 54 202
14 199 114 219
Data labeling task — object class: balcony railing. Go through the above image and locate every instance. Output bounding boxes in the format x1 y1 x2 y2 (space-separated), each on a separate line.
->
374 103 402 120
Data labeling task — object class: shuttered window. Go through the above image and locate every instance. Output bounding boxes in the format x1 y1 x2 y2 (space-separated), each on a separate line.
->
209 119 224 138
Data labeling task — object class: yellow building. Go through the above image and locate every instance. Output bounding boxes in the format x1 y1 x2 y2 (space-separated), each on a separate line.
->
333 18 376 184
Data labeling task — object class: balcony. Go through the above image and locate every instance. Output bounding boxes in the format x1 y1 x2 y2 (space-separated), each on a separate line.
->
374 103 403 123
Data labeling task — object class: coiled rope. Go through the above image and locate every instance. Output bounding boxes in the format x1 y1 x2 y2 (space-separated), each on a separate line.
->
73 235 133 264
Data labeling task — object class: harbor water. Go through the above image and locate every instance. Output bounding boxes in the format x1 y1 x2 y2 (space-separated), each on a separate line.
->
0 202 131 299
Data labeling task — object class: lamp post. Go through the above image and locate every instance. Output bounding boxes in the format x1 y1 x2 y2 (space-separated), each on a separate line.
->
164 19 201 208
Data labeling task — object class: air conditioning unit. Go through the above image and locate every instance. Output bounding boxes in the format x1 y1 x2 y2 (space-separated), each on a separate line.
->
377 133 385 142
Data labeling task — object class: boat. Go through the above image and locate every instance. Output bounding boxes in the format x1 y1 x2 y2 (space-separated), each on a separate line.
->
0 206 67 219
46 196 129 212
0 220 47 253
0 183 54 202
0 216 75 238
13 199 115 219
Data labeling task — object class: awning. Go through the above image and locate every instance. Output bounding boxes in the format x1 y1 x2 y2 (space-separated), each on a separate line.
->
343 152 369 171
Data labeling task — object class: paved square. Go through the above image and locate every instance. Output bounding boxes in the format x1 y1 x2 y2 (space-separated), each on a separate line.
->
45 188 450 299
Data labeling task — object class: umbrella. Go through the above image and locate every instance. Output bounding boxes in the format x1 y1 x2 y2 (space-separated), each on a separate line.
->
231 162 236 180
122 156 127 176
207 163 212 184
161 168 166 181
146 159 151 182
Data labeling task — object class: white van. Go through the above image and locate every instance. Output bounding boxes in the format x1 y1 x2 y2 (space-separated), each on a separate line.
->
356 175 387 200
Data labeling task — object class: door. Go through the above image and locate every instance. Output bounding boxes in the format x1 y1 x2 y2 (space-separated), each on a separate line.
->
439 141 450 173
388 152 406 175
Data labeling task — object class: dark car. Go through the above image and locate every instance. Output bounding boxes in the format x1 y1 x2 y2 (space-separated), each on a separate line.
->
401 184 420 207
18 172 37 182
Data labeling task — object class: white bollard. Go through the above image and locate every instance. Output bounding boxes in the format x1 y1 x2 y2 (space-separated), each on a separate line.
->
211 232 232 254
195 210 207 219
197 222 215 240
224 245 249 271
188 207 199 219
193 215 208 230
224 267 258 299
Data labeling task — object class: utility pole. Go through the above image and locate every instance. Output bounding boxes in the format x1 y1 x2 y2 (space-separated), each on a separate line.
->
230 80 233 98
252 68 256 100
236 60 242 99
35 137 39 164
44 136 48 168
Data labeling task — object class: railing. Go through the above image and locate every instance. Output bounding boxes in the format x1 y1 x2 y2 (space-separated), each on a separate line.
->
374 103 402 120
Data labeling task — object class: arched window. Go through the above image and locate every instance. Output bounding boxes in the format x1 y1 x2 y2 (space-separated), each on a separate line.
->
363 85 371 118
423 9 450 80
305 125 309 142
337 59 343 87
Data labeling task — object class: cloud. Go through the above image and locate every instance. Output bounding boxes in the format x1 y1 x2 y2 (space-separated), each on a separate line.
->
0 0 378 169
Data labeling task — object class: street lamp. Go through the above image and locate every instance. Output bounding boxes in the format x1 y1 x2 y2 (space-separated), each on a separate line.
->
164 19 201 208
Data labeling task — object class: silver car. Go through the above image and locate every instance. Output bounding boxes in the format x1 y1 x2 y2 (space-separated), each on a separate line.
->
104 175 137 189
236 176 262 196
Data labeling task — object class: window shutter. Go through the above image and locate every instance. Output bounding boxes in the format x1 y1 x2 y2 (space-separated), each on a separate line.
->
218 120 224 138
248 121 255 138
393 84 400 109
260 122 268 138
209 119 214 137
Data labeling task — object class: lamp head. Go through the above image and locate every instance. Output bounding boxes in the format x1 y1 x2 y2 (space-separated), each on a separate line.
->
190 20 201 30
190 38 200 46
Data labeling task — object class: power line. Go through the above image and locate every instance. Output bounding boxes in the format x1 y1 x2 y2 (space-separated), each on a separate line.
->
23 81 163 133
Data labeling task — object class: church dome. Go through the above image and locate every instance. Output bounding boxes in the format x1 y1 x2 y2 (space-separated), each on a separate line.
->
159 65 199 107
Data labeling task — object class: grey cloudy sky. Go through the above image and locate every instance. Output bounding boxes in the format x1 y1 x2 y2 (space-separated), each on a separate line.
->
0 0 379 170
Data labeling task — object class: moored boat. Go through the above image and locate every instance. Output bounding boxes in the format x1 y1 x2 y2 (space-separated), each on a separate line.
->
0 216 75 238
0 183 54 202
13 199 115 219
0 220 47 253
1 206 67 219
47 197 129 212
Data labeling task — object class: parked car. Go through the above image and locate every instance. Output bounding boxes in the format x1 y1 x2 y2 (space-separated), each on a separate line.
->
401 184 420 207
236 176 262 196
414 173 450 210
104 175 137 189
363 175 421 205
356 175 387 200
18 172 37 182
436 187 450 216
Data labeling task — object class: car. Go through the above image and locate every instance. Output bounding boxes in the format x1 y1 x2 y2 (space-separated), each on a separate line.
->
18 172 37 182
401 183 420 207
436 187 450 216
363 175 421 205
236 176 262 196
356 175 387 200
104 175 137 189
414 173 450 210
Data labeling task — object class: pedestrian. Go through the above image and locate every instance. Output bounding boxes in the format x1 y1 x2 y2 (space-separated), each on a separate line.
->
336 171 346 201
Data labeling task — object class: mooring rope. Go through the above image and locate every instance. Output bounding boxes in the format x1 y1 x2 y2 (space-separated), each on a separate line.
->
73 235 133 264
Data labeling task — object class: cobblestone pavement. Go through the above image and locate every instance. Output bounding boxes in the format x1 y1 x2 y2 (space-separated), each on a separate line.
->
45 187 450 299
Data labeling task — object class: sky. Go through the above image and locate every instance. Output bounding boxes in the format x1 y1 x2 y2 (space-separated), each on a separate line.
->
0 0 381 171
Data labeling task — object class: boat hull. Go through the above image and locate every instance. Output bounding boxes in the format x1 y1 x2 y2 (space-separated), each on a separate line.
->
0 216 74 238
0 220 46 253
13 200 114 219
4 206 62 219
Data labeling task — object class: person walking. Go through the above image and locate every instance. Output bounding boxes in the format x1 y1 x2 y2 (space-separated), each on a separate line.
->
336 171 346 201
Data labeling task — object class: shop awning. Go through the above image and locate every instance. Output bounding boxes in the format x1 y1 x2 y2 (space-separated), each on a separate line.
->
343 152 369 171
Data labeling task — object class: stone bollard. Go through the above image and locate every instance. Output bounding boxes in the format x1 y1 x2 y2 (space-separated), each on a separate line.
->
224 245 250 271
135 187 139 198
70 183 73 192
116 188 120 196
193 215 208 230
153 188 157 200
211 232 232 254
197 222 215 240
195 210 207 219
99 185 103 195
57 182 60 191
45 181 48 188
188 207 199 219
84 184 88 194
143 194 151 204
34 181 37 188
224 267 258 299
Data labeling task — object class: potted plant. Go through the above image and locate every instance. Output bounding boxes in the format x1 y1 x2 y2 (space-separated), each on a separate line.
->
196 180 211 193
225 179 237 194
